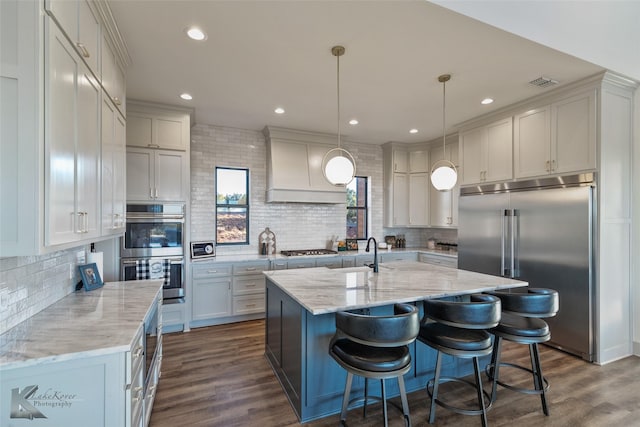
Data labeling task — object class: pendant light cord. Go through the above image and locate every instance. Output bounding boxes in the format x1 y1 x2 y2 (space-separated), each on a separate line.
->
442 77 446 158
337 50 341 150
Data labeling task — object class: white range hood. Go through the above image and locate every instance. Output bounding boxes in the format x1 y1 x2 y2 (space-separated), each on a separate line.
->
263 126 347 204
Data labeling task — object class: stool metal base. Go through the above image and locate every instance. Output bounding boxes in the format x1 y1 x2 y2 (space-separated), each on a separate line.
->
339 373 411 427
427 351 491 427
488 337 550 415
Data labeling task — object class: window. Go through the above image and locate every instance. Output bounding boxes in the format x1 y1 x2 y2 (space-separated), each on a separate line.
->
216 167 249 245
346 176 368 239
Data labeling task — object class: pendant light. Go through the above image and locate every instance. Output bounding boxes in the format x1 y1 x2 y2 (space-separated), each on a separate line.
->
430 74 458 191
322 45 356 186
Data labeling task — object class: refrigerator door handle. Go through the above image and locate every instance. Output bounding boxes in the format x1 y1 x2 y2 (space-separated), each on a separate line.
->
511 209 519 278
502 209 510 276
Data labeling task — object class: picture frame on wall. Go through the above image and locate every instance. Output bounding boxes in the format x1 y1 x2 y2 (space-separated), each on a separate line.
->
79 263 103 291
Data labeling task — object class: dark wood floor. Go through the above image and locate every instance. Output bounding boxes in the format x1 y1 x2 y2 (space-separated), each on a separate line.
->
150 320 640 427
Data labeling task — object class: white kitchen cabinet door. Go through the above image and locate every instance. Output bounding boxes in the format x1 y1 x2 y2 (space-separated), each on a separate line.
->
485 118 513 182
46 0 100 77
155 150 187 200
514 106 551 179
126 147 187 201
551 90 597 174
75 63 101 239
126 148 154 201
47 21 100 245
459 126 484 185
409 149 429 173
101 34 125 115
393 149 409 173
429 143 458 227
46 23 78 245
192 278 232 320
102 94 126 235
409 173 429 226
392 173 409 226
460 117 512 185
126 108 190 151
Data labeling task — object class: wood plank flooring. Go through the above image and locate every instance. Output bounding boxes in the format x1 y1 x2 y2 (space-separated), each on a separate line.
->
150 320 640 427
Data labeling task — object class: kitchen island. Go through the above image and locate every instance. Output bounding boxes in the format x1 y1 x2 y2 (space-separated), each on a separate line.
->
263 261 527 422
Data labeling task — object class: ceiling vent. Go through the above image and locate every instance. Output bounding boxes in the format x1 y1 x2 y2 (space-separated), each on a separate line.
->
529 76 559 89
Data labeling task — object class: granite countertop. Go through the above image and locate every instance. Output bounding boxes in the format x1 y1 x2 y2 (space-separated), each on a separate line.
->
0 280 162 370
263 261 526 315
192 247 457 264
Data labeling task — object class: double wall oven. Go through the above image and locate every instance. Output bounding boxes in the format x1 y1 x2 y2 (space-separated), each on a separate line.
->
121 203 185 303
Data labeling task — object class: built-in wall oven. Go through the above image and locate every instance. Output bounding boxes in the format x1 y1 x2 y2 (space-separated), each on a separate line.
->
121 203 185 303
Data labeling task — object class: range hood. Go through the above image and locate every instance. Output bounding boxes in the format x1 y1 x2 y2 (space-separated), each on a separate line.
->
263 126 347 203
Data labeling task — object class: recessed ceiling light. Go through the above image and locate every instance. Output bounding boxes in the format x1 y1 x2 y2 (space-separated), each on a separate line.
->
481 98 494 105
180 93 193 100
349 119 358 125
274 107 285 114
409 129 418 134
185 27 207 41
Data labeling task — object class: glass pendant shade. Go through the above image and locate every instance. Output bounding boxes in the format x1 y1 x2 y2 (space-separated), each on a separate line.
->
325 155 355 185
430 161 458 191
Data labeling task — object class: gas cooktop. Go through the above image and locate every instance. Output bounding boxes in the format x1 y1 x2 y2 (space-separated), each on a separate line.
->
280 249 338 257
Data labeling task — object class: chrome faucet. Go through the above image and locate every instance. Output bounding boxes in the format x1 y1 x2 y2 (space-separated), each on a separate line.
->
365 237 378 273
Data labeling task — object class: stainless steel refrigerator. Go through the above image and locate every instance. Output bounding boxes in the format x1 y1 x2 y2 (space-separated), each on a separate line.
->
458 173 595 361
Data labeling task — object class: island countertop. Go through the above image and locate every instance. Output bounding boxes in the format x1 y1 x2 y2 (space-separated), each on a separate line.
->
263 261 527 315
0 280 162 370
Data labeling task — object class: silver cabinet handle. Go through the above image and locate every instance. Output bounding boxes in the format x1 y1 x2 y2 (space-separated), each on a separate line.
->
155 188 159 198
551 159 556 171
76 42 90 58
545 160 550 172
112 96 121 106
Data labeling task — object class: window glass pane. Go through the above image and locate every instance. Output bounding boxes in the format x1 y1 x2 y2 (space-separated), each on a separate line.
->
216 168 247 205
346 176 367 239
216 167 249 245
216 207 247 244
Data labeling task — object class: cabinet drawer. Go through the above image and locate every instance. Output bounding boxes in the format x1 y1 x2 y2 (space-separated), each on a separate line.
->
287 259 316 269
315 257 343 269
233 294 265 315
129 324 144 382
233 275 265 295
233 261 269 275
380 252 418 262
192 262 232 278
419 253 458 268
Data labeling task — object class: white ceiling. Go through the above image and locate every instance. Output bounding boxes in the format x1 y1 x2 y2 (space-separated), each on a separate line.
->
110 0 606 145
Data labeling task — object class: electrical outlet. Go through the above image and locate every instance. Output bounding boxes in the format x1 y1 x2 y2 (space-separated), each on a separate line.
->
76 250 86 264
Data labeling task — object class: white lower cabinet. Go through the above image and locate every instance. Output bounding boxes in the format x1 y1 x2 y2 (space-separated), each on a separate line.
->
232 261 269 315
191 269 232 321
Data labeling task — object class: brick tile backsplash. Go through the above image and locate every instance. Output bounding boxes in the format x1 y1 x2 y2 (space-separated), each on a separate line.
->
0 246 87 334
190 123 454 255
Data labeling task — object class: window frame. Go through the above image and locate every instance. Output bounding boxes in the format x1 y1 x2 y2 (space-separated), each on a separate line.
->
215 166 250 245
346 176 369 240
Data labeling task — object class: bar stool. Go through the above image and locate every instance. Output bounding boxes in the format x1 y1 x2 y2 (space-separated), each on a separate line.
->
329 303 420 427
484 288 559 415
418 294 501 427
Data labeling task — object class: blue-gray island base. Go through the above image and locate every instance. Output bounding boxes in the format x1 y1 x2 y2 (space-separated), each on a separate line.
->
263 262 527 422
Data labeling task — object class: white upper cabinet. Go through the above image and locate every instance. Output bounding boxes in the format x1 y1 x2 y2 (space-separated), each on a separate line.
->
514 90 596 179
460 117 513 185
126 103 190 151
408 173 429 226
45 0 101 78
126 147 188 202
101 34 126 115
102 93 126 235
46 20 100 245
429 141 459 227
393 150 409 173
409 149 429 173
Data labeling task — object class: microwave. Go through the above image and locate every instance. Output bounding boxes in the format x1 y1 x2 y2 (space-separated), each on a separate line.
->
191 241 216 259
